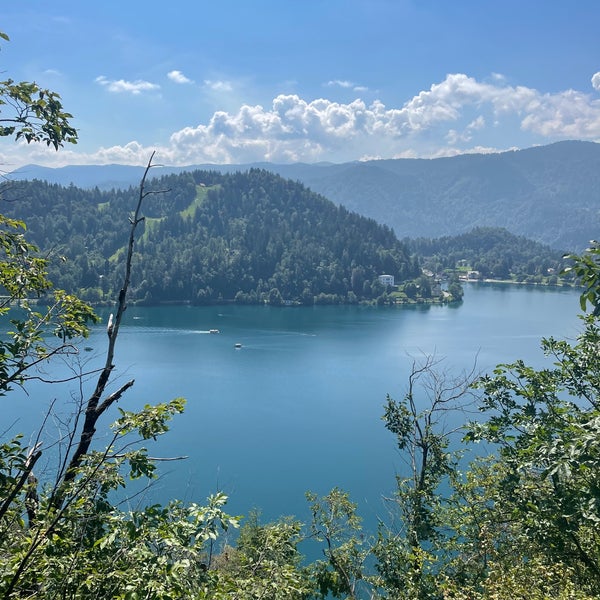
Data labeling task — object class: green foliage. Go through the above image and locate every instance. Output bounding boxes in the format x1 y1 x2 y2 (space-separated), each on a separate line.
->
0 40 96 395
563 239 600 314
115 397 186 440
407 226 568 282
1 481 239 599
0 79 78 148
306 488 372 599
0 32 77 149
214 512 312 599
374 357 478 599
446 276 463 301
462 314 600 594
0 34 251 600
0 214 99 396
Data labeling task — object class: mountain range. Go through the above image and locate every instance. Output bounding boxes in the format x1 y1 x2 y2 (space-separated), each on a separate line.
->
9 140 600 251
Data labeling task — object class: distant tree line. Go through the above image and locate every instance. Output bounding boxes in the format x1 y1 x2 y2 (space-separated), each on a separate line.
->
406 226 570 284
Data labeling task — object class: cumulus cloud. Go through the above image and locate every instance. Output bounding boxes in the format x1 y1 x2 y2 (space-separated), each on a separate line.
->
592 72 600 91
169 76 600 163
468 116 486 130
520 88 600 137
15 73 600 168
168 70 193 84
95 75 160 94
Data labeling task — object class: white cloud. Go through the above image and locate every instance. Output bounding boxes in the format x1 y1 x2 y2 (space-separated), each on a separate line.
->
204 79 233 92
426 145 508 159
168 70 193 84
468 116 486 130
445 129 470 145
447 115 486 143
520 89 600 137
592 72 600 91
95 75 160 95
168 76 600 162
327 80 369 93
12 73 600 168
327 80 354 88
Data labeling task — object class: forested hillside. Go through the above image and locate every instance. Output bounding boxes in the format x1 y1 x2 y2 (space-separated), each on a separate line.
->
294 141 600 252
407 227 568 282
0 169 421 305
13 140 600 251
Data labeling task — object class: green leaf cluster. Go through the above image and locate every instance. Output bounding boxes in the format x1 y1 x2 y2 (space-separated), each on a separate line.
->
564 240 600 314
0 31 77 149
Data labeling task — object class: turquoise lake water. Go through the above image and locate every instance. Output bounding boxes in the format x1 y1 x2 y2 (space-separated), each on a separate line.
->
6 283 584 534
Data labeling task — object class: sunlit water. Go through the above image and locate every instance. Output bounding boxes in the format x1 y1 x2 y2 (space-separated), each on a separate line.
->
6 283 583 537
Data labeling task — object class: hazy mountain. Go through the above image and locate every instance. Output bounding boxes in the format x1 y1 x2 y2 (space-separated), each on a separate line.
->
289 141 600 252
9 140 600 251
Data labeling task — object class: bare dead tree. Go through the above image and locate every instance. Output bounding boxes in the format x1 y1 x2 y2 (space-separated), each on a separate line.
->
381 353 480 560
58 151 167 494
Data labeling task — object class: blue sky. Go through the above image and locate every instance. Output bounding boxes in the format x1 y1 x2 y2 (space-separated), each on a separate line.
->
2 0 600 168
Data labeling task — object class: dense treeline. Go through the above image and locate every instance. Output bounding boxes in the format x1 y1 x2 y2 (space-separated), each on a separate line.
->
406 226 568 282
0 170 421 305
0 178 131 294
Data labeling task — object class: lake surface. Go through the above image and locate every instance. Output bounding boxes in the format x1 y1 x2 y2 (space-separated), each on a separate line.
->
7 283 584 535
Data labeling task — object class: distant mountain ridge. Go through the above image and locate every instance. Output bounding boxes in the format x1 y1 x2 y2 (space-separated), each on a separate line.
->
10 140 600 251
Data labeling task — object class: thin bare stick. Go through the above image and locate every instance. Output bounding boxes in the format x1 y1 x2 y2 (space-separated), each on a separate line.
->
59 152 157 492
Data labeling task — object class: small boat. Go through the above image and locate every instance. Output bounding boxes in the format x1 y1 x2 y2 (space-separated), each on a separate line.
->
234 343 242 349
209 329 220 334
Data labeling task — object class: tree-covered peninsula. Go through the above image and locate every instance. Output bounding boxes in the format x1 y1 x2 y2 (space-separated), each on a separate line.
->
1 169 428 305
406 226 569 284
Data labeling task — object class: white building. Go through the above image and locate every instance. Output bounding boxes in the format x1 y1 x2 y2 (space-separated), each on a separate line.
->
378 274 395 287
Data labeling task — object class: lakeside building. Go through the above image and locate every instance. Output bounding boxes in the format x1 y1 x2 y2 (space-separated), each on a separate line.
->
378 274 395 287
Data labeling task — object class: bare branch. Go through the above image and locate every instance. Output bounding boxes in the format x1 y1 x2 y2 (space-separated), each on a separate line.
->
96 379 135 416
57 152 159 498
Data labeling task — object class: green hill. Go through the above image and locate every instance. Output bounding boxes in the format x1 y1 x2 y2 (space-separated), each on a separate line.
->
1 169 420 305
